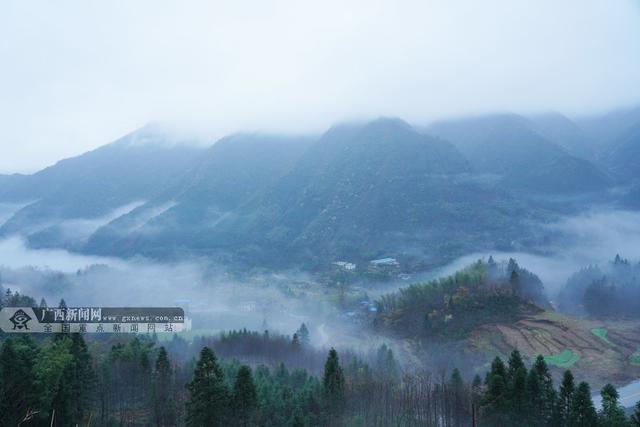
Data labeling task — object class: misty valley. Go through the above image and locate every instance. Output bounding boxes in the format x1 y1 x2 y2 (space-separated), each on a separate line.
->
0 107 640 426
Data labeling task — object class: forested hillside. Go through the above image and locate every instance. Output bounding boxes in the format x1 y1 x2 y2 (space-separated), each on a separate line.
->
84 134 313 258
375 258 548 339
0 125 204 250
0 109 637 268
203 118 529 267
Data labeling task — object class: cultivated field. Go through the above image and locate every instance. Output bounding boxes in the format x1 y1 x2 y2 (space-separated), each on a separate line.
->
469 311 640 387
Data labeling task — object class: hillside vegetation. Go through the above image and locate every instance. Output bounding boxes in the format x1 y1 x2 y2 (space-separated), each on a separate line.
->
375 258 547 339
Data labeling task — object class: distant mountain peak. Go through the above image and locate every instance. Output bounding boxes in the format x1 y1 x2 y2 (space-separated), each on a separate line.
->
365 116 413 129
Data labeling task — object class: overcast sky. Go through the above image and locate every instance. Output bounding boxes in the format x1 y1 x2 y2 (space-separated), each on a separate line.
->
1 0 639 173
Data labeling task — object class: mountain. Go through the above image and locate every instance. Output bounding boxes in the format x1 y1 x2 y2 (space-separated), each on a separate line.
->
0 173 29 199
0 125 205 249
576 105 640 149
600 121 640 182
428 113 531 155
83 133 314 258
0 113 631 268
429 114 611 193
184 118 534 267
528 112 597 161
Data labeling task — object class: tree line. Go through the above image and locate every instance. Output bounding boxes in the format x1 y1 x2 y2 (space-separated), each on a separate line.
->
558 255 640 319
3 329 640 426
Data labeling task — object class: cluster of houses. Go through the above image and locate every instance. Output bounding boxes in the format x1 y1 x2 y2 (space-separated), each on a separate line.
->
332 257 400 274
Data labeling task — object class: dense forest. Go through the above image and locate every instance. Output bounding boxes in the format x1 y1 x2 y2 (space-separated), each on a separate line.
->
2 330 640 426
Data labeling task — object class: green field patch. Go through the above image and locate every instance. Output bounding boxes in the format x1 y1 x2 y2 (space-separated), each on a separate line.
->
591 328 614 346
536 349 581 368
630 349 640 365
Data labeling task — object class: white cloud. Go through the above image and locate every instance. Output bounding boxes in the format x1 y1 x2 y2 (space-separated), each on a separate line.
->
1 0 639 172
0 236 120 272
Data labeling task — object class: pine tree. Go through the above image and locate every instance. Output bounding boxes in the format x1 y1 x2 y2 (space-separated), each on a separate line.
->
323 348 345 423
507 258 519 274
554 370 575 427
526 355 556 426
45 338 74 426
296 323 310 346
232 365 257 427
598 383 628 427
275 362 289 384
506 349 528 423
472 374 482 389
186 347 230 427
510 270 521 297
471 374 482 425
68 333 94 425
3 288 12 307
481 356 510 426
507 349 526 383
511 366 528 424
292 333 301 350
140 344 152 406
449 368 466 427
153 346 177 427
39 297 48 308
449 368 463 389
472 373 482 403
376 344 400 382
568 382 598 427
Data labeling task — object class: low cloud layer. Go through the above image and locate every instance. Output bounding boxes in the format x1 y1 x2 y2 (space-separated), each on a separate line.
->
0 236 119 272
0 237 353 346
0 208 638 345
439 209 640 297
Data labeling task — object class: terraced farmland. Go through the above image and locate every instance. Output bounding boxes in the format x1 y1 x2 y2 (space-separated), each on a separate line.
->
469 312 640 386
591 328 614 346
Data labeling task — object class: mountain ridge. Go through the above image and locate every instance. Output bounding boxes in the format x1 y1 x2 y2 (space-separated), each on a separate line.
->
0 112 637 268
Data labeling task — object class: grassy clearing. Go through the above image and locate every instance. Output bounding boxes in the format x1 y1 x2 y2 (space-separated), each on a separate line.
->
630 349 640 365
537 349 581 368
591 328 614 346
